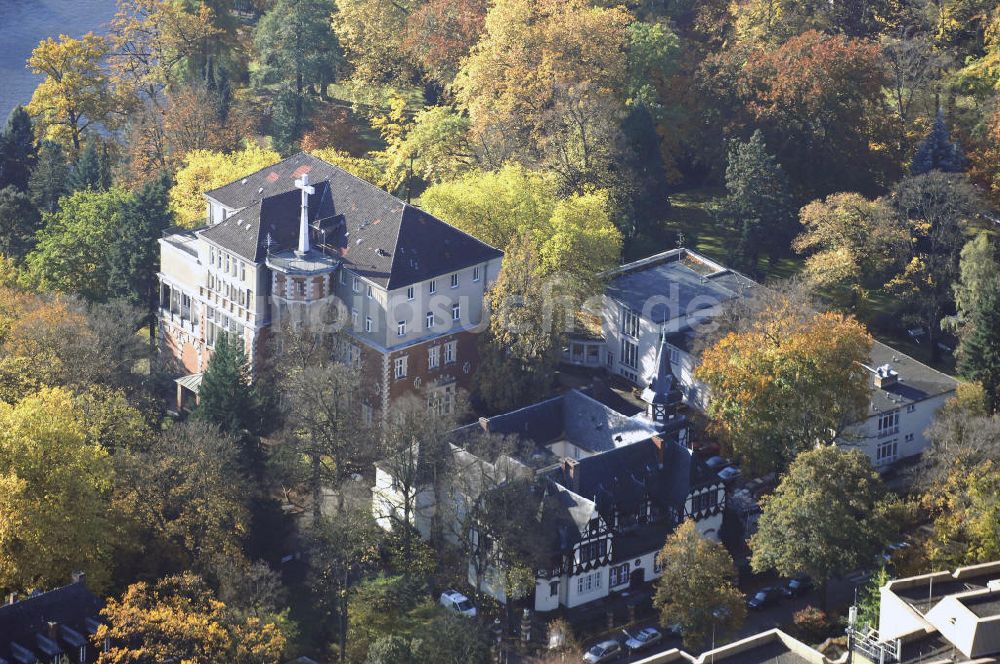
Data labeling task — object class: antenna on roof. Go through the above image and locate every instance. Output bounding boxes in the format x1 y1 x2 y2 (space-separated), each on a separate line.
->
265 232 275 256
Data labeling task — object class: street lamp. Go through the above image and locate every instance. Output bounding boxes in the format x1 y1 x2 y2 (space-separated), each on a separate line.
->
710 607 729 664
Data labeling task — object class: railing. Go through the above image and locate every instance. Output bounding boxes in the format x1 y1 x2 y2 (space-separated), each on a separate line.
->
849 626 901 664
877 426 899 439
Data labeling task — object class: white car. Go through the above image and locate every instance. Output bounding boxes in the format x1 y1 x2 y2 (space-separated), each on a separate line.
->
624 627 662 652
583 640 622 663
439 589 477 617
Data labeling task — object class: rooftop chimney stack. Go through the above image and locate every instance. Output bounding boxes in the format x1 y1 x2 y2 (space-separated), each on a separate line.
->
294 173 315 256
874 364 899 389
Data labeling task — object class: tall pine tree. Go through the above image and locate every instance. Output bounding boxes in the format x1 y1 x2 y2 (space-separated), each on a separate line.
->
718 130 795 275
954 235 1000 413
0 106 37 191
68 138 113 192
194 333 260 439
0 186 42 260
911 112 966 175
29 140 69 213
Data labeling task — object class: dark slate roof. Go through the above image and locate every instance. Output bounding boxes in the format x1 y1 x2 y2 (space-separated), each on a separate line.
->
199 152 502 288
0 581 103 663
867 341 959 411
480 390 659 454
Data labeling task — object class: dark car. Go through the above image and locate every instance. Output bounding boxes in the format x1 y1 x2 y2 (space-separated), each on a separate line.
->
747 587 782 610
781 576 814 598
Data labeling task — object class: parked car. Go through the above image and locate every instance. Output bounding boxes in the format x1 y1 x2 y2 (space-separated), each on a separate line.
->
583 640 622 663
718 466 742 483
782 576 814 598
439 589 476 617
747 587 782 610
623 627 662 653
705 456 731 470
664 623 683 638
882 541 911 563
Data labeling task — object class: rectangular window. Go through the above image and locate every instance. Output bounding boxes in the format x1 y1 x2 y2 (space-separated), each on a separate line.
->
340 270 346 285
428 346 440 369
906 404 916 413
394 356 408 379
609 563 631 587
905 433 914 442
209 247 215 266
348 344 361 368
406 286 414 301
450 273 459 288
352 308 359 327
620 307 640 338
246 289 253 309
577 539 608 563
397 320 406 337
576 570 603 594
240 262 246 281
452 303 461 321
225 254 230 273
877 411 899 437
429 279 437 294
426 311 435 329
367 285 373 299
353 276 360 294
298 281 306 297
365 316 373 333
876 439 898 463
444 340 457 364
669 345 680 364
473 266 481 282
620 338 638 370
362 403 374 426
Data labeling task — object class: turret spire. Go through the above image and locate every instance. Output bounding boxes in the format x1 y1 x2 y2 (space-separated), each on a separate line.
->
294 173 315 256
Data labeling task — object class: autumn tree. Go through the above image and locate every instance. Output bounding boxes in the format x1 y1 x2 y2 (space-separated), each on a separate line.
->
716 130 795 275
0 388 115 593
95 572 287 663
333 0 418 87
26 186 132 301
113 421 251 580
653 520 746 649
272 322 373 520
169 145 280 225
253 0 342 152
751 446 895 605
454 0 632 191
922 460 1000 568
695 291 873 473
0 107 37 191
26 33 124 156
732 30 897 197
403 0 488 90
794 192 907 309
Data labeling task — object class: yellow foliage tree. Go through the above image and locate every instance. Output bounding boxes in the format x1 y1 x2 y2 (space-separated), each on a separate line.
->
95 572 287 663
695 301 873 473
169 145 281 226
0 388 115 593
26 33 125 156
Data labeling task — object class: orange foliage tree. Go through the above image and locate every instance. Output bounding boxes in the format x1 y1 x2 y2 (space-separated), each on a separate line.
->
695 300 873 473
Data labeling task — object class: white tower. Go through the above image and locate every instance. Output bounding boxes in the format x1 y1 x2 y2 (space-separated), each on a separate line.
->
294 173 315 256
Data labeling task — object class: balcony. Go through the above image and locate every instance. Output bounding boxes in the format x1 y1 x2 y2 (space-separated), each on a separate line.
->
877 426 899 439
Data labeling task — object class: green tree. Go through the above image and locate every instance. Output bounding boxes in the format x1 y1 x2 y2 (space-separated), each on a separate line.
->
26 186 132 301
253 0 342 152
0 106 37 191
911 112 967 175
476 235 568 412
194 332 261 442
0 186 42 261
856 566 890 630
29 140 69 213
68 137 114 192
952 235 1000 412
107 171 175 345
0 387 115 593
717 130 795 275
653 520 746 650
922 460 1000 568
751 446 895 605
886 172 983 362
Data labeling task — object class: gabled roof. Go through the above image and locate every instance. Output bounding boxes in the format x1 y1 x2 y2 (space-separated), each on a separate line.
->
199 152 503 288
0 580 103 663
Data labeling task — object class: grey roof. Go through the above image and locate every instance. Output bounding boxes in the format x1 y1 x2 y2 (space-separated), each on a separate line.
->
866 342 959 412
198 152 502 288
606 249 754 325
480 390 659 454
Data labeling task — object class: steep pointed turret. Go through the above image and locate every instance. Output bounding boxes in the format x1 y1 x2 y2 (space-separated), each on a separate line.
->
641 329 685 429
